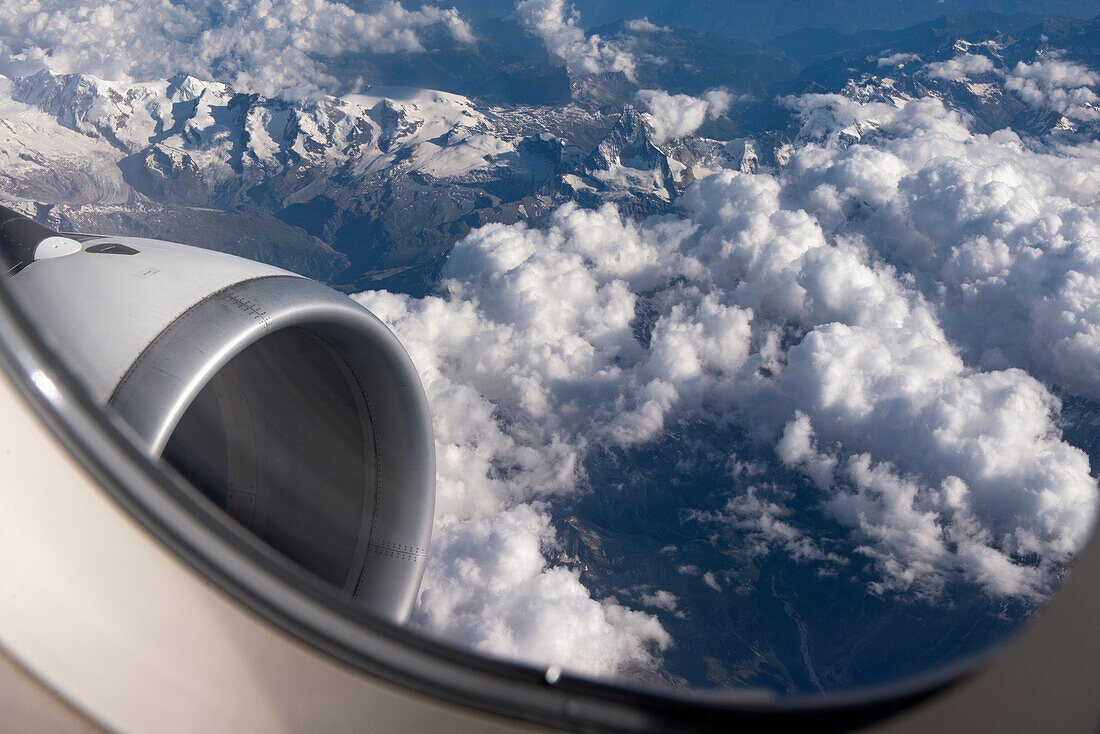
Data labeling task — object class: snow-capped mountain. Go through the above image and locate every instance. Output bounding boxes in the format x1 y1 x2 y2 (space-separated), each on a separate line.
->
0 65 747 292
582 104 680 203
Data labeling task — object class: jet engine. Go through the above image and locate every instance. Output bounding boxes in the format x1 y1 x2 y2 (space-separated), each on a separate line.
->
0 206 434 624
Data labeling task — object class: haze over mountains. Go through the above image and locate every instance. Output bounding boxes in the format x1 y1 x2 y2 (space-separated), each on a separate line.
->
1 1 1099 694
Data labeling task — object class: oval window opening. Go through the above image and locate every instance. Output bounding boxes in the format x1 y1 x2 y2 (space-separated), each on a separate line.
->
0 0 1097 726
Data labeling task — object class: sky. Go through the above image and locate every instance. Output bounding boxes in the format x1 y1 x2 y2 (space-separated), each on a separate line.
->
1 0 1098 684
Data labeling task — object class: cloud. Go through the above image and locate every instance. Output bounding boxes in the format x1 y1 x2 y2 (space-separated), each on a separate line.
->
625 18 669 33
411 503 670 675
877 52 921 68
640 590 679 612
1005 57 1100 121
0 0 474 98
924 53 996 81
349 54 1100 674
356 201 738 523
776 413 836 490
514 0 635 79
775 347 1092 599
356 204 722 677
780 92 1100 404
720 484 846 565
747 90 1100 596
672 163 1094 599
635 88 734 144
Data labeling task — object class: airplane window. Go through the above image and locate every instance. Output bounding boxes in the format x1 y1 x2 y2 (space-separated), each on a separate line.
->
0 1 1098 731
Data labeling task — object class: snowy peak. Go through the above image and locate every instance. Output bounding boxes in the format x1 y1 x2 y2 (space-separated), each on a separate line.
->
5 66 700 211
350 86 488 140
581 105 679 203
586 104 668 172
12 70 177 153
166 73 232 103
11 68 377 168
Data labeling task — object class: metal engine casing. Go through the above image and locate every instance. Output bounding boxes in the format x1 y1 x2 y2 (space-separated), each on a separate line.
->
7 225 434 624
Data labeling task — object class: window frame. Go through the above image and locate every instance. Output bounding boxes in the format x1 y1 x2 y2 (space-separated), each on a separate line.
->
0 266 1067 733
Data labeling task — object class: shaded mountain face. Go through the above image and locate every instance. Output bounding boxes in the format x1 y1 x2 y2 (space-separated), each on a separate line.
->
586 105 663 170
592 21 801 96
768 11 1049 66
583 105 679 203
1 69 600 289
566 22 801 109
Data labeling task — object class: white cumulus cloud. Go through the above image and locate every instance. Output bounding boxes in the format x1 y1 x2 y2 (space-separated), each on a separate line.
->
411 503 670 675
1006 57 1100 121
877 52 921 68
0 0 474 98
514 0 635 79
635 88 734 144
342 52 1100 677
357 77 1100 644
625 17 669 33
924 53 996 81
640 590 679 612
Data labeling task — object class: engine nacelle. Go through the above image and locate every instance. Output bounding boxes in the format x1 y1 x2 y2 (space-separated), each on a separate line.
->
0 206 434 624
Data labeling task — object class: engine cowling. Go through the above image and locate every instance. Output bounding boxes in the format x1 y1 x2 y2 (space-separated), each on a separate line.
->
0 206 435 625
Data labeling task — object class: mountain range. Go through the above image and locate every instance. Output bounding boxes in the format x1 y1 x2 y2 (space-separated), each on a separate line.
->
2 13 1094 295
